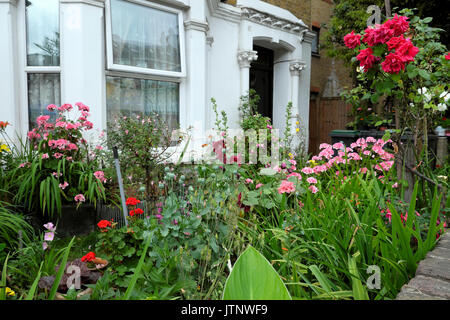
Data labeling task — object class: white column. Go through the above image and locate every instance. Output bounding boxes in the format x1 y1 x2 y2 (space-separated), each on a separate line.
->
60 0 105 139
298 31 314 153
184 1 208 160
237 50 258 97
0 0 19 138
289 60 306 148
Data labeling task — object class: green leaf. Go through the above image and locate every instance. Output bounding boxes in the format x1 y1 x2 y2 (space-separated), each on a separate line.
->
418 69 430 80
122 236 151 300
223 246 292 300
348 254 369 300
49 237 75 300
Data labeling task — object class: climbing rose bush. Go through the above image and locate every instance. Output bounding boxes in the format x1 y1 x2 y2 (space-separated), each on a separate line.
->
345 14 419 74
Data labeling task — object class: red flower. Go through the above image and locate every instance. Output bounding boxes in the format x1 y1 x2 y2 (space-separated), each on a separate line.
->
97 220 111 229
386 35 406 51
362 25 393 46
125 197 141 206
343 31 361 49
81 252 96 262
381 53 406 74
0 121 9 129
134 208 144 215
237 193 251 213
357 48 380 71
395 39 419 63
384 14 410 37
446 52 450 60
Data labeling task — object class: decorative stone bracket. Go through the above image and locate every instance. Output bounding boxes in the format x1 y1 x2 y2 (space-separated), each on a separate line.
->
289 61 307 76
237 50 258 68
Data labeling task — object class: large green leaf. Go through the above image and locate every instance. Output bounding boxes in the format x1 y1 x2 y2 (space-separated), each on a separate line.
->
223 246 292 300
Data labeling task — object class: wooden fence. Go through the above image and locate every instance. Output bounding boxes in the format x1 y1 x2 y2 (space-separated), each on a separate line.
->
309 97 353 155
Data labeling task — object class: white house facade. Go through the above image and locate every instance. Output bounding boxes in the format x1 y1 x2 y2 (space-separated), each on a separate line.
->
0 0 314 153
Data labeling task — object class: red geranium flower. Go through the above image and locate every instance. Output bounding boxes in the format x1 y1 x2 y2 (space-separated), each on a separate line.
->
97 220 111 229
81 252 96 262
125 197 141 206
444 52 450 60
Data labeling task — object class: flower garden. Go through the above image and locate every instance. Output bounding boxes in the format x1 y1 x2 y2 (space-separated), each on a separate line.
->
0 11 449 301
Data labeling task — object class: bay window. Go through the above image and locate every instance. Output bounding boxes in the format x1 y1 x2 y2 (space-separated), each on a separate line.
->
105 0 185 128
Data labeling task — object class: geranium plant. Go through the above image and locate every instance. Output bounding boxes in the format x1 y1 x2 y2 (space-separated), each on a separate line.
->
11 103 106 216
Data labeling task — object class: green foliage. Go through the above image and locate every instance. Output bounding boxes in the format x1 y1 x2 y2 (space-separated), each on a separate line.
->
223 246 292 300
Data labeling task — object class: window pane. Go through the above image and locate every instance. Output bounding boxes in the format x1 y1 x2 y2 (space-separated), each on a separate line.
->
110 0 181 72
28 74 61 129
26 0 60 66
106 76 179 129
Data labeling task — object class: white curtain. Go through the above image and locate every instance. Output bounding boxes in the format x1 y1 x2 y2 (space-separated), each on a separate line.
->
110 0 181 72
27 74 61 129
106 76 179 129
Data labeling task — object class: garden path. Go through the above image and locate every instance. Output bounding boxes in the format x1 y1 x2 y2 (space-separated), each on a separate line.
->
396 230 450 300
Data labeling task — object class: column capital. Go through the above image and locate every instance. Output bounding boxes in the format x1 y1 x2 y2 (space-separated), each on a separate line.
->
237 50 258 68
289 60 307 76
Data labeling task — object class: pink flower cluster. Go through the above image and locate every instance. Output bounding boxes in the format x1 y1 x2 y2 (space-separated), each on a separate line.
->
345 14 419 74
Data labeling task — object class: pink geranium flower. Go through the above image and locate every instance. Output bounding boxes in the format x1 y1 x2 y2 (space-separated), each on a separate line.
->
59 182 69 190
308 185 319 194
278 180 295 194
74 194 85 203
307 177 318 184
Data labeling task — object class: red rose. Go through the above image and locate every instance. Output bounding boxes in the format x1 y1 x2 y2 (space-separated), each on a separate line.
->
97 220 111 229
446 52 450 60
81 251 96 262
343 31 361 49
384 14 409 37
125 197 141 206
357 48 380 71
386 35 405 51
395 39 419 63
381 53 406 74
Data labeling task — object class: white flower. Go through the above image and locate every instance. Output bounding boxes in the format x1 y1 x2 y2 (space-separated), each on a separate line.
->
418 87 432 103
439 91 450 102
437 103 448 112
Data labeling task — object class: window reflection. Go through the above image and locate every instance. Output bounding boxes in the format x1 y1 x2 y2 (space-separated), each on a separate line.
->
26 0 60 66
110 0 181 72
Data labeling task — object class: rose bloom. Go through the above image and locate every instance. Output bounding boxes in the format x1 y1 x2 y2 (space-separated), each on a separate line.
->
357 48 380 71
384 14 409 36
446 52 450 60
278 180 295 194
381 53 405 74
343 31 361 49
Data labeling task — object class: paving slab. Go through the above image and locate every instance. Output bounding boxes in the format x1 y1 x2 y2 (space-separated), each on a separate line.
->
396 229 450 300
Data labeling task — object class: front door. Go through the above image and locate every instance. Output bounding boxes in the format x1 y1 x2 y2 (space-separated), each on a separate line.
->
250 45 274 120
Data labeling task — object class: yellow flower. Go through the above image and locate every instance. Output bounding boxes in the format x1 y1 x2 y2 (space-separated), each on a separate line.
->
296 128 300 132
5 287 15 296
296 121 299 125
0 144 10 153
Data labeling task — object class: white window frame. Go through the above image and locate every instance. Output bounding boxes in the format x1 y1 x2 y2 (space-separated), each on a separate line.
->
104 0 186 78
17 0 63 134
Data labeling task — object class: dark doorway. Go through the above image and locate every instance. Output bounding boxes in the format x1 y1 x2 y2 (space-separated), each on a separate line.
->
250 45 274 120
